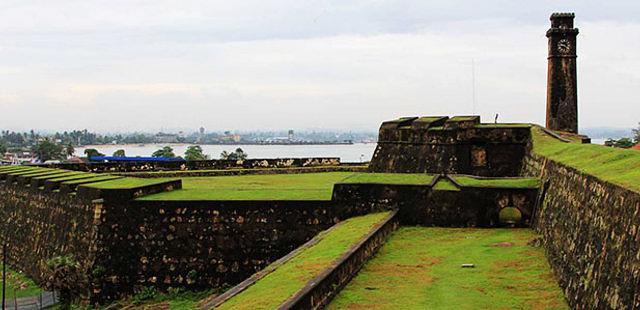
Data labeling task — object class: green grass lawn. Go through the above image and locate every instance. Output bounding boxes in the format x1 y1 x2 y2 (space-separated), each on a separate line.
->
217 211 392 310
31 171 85 180
432 178 460 191
453 176 540 188
138 172 543 201
46 173 100 183
2 265 43 298
329 227 567 310
339 173 435 185
61 175 122 185
139 172 354 201
532 126 640 192
84 177 177 189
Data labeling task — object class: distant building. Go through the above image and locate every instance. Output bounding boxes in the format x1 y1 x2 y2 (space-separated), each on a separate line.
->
155 133 179 143
288 130 294 141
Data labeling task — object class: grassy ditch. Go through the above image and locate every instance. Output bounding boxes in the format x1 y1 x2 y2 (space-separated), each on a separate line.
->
329 227 567 309
532 126 640 192
217 211 392 310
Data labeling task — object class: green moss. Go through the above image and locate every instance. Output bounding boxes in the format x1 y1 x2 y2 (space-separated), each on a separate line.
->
31 171 86 180
532 126 640 192
218 212 392 310
475 123 532 128
453 176 540 188
432 178 460 191
329 227 568 309
5 168 56 176
0 166 39 172
84 178 178 189
139 172 353 201
427 126 444 131
449 116 478 121
3 265 44 298
416 116 445 122
47 174 99 183
340 173 435 185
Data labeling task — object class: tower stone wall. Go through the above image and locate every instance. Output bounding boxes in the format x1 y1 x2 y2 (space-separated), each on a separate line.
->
546 12 579 133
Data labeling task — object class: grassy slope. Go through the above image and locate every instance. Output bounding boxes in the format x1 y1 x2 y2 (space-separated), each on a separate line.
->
532 127 640 192
139 172 353 200
218 212 392 310
329 227 567 310
3 265 43 298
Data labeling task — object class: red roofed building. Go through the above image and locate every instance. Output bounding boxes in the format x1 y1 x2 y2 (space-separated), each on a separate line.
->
632 144 640 151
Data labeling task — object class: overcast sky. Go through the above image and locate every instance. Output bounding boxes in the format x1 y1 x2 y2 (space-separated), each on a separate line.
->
1 1 639 132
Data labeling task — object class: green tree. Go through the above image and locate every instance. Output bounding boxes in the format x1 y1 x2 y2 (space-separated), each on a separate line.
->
44 255 82 310
84 148 105 159
152 146 176 158
65 144 75 157
0 140 6 155
184 145 208 161
613 137 635 149
633 122 640 144
33 140 64 162
113 149 126 157
220 148 248 160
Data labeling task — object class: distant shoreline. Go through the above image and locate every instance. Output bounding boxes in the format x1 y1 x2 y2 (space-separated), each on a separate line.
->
77 142 374 148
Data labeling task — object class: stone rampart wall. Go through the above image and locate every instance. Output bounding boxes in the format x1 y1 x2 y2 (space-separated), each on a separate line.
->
369 127 530 176
332 182 537 227
522 154 640 309
0 180 99 300
40 157 341 173
93 200 339 299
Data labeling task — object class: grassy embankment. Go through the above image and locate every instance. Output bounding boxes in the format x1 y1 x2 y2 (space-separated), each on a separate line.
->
329 227 568 309
216 211 392 310
532 126 640 192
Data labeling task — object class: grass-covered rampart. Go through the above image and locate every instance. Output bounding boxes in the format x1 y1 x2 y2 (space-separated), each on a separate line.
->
532 126 640 192
216 211 392 310
139 172 538 201
329 227 567 309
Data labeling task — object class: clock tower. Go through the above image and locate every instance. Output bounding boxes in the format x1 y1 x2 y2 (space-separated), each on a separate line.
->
546 12 579 133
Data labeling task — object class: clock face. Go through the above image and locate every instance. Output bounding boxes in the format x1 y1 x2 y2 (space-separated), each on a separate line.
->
557 39 571 54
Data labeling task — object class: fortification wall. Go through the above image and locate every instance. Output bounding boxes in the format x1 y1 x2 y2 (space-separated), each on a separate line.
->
368 115 531 176
332 182 537 227
0 166 384 303
41 157 341 173
0 179 99 300
94 200 340 299
522 154 640 309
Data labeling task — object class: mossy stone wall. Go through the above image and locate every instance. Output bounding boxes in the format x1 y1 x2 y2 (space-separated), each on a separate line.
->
522 153 640 309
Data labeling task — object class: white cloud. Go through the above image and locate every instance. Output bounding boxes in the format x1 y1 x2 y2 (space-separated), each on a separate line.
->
0 1 638 131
